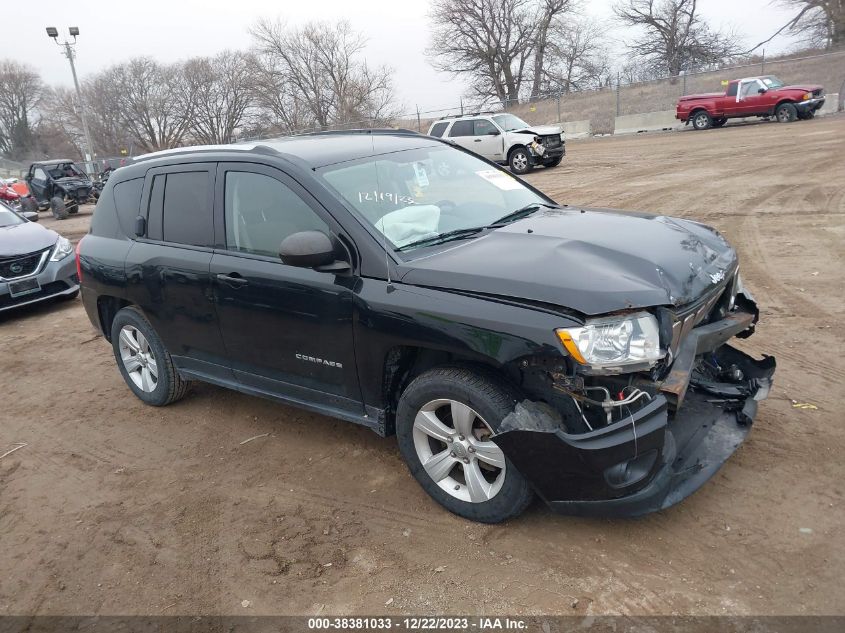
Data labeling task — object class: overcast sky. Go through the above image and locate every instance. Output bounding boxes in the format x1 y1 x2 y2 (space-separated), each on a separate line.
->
6 0 801 115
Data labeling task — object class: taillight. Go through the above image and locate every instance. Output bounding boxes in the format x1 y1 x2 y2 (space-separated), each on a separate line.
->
75 237 84 282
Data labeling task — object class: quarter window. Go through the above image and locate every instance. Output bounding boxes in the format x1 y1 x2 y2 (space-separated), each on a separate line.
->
224 171 329 258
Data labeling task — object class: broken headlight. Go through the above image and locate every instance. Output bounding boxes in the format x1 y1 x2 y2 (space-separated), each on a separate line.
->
556 312 663 371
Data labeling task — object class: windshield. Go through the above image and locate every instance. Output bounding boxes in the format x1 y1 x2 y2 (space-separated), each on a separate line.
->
0 203 25 228
760 76 785 89
47 163 85 179
492 113 530 131
319 145 548 254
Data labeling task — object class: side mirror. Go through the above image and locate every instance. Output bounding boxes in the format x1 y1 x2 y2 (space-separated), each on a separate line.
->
279 231 337 268
490 129 501 136
758 87 767 94
23 211 39 222
134 216 146 237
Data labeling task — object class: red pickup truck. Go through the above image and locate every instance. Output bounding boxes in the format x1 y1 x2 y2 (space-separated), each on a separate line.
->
677 75 825 130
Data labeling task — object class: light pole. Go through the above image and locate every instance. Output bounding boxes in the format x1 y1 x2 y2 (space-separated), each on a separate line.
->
46 26 95 170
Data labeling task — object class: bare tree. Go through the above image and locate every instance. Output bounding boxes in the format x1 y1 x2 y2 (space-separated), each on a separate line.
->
0 60 43 159
613 0 742 77
183 51 254 144
250 19 398 131
748 1 845 50
428 0 535 106
530 0 575 99
543 17 611 93
107 58 193 153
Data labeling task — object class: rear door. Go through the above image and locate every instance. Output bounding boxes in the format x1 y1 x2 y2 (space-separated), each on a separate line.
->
447 119 478 153
209 162 363 417
125 162 232 381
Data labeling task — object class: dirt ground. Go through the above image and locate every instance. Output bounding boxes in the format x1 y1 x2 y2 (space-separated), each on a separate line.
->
1 116 843 617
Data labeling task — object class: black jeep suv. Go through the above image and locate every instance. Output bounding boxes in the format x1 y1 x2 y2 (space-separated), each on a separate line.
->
78 131 775 523
24 160 93 219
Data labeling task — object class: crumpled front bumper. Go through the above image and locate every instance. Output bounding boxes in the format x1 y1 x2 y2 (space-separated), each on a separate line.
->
795 97 825 114
492 311 775 517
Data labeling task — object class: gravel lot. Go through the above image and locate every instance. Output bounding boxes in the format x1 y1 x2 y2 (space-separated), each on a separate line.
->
1 116 843 616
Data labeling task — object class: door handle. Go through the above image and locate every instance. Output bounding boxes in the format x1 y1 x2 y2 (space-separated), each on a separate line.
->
216 273 248 288
473 139 482 142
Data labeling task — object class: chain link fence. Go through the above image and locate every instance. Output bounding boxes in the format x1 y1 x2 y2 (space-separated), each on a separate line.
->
252 49 844 139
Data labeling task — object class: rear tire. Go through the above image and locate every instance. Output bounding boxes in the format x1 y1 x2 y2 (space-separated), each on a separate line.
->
508 147 533 175
691 111 712 130
67 203 79 215
396 366 534 523
111 306 190 407
776 102 798 123
50 196 68 220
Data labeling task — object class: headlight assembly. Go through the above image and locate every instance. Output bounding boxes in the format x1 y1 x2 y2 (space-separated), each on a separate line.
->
51 236 73 261
556 312 663 371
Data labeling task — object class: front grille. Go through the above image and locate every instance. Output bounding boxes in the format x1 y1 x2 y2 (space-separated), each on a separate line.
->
668 272 738 357
813 88 823 97
0 248 49 280
541 135 561 148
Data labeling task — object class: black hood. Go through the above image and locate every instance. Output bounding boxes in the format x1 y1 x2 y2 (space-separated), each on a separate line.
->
398 208 737 316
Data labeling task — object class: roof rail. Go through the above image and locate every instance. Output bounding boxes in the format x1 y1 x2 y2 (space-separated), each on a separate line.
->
300 128 420 137
437 111 498 121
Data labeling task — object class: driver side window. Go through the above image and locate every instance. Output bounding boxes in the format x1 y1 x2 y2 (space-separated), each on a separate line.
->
224 171 329 258
740 81 759 98
33 168 47 180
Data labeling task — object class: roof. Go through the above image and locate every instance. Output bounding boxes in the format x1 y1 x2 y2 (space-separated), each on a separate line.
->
131 131 441 170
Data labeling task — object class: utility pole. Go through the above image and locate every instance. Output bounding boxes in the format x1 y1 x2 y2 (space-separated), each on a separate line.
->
761 49 766 75
47 27 95 170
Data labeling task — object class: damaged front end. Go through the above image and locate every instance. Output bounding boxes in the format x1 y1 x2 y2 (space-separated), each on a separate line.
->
493 279 775 517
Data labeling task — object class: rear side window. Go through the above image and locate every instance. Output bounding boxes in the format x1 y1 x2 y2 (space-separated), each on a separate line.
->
429 122 448 138
145 170 213 246
113 178 144 235
449 120 474 137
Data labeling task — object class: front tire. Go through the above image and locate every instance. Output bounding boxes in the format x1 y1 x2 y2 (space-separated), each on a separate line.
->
543 156 562 168
798 109 815 120
396 367 534 523
712 117 727 128
691 110 712 130
50 195 68 220
111 306 190 407
20 196 38 214
508 147 533 175
776 102 798 123
67 203 79 214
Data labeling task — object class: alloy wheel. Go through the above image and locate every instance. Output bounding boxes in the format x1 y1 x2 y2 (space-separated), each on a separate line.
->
118 325 158 392
412 399 506 503
512 152 528 171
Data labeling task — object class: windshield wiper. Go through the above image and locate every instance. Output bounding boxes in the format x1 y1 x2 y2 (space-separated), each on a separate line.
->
395 226 488 252
488 202 561 227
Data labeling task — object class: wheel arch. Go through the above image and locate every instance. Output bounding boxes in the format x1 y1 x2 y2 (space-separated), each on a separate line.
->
774 98 796 112
96 295 132 342
381 345 521 436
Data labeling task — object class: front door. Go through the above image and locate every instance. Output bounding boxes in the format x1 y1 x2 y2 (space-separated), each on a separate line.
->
209 163 363 417
736 79 768 116
471 119 504 161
